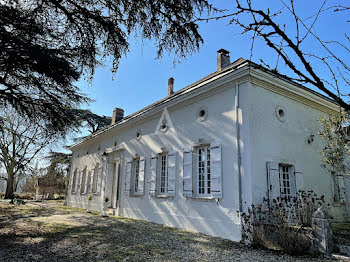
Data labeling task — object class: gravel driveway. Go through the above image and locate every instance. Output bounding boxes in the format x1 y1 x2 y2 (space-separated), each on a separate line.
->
0 201 330 261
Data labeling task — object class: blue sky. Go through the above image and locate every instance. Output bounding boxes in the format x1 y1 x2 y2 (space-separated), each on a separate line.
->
77 0 349 120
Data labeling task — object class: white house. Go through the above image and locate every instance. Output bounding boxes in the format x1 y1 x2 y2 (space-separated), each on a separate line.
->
67 49 350 242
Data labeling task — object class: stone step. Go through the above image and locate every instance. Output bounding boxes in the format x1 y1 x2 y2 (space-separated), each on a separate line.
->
106 208 116 215
331 253 350 261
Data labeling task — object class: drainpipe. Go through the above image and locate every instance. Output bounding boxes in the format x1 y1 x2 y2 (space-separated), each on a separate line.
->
235 82 243 213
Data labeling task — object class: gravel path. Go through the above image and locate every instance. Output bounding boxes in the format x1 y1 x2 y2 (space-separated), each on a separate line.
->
0 201 330 261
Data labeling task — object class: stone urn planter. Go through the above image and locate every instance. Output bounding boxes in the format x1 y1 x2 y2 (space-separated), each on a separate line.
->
87 194 93 213
102 196 109 217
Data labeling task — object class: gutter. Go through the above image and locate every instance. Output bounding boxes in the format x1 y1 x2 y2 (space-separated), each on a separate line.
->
235 82 243 213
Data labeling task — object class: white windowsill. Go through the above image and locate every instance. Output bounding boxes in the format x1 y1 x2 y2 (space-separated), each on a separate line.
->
129 194 142 197
155 195 172 198
190 196 217 201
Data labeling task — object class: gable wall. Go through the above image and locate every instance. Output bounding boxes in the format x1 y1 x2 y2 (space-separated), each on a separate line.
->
240 79 349 221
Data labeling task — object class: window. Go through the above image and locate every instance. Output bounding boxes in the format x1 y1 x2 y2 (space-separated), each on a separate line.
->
80 168 87 194
267 162 297 200
275 105 286 122
133 159 140 193
92 164 99 193
182 143 222 198
71 170 77 193
126 157 145 196
277 164 296 198
149 152 176 197
197 106 208 122
159 154 168 194
279 165 291 197
197 146 211 196
136 130 142 140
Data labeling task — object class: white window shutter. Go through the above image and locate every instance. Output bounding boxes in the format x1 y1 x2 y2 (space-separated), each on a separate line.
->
97 167 103 193
149 155 157 196
289 166 297 197
77 171 81 194
125 161 132 194
167 151 177 196
183 149 193 197
88 170 93 193
69 170 74 192
267 161 280 201
84 171 88 194
137 157 145 195
295 169 304 194
210 143 222 198
74 171 79 193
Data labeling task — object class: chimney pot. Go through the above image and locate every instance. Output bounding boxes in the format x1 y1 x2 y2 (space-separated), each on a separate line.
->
217 49 230 71
168 77 174 96
111 107 124 125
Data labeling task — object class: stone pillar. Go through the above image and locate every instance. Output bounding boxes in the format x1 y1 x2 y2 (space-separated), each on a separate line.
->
312 207 334 254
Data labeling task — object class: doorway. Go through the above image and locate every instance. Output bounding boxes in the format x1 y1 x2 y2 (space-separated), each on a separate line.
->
110 160 121 209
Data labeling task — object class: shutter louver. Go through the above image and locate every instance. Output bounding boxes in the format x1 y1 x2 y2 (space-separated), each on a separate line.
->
210 143 222 198
167 151 176 196
267 161 280 201
295 169 304 194
125 161 132 194
149 155 157 196
137 157 145 195
183 149 193 197
289 166 297 197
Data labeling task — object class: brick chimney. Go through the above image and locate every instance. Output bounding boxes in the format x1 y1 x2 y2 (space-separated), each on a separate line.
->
111 107 124 125
168 77 174 96
217 49 230 71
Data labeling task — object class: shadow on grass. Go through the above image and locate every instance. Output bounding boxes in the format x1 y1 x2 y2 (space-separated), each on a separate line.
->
0 202 317 262
0 203 242 261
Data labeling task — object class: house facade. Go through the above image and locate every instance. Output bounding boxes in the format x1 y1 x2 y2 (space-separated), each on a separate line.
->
67 49 350 242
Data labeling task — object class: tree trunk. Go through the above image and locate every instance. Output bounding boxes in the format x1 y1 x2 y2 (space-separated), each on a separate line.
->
5 171 14 199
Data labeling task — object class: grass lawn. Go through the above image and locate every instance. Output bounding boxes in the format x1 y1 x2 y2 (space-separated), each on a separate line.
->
0 201 333 261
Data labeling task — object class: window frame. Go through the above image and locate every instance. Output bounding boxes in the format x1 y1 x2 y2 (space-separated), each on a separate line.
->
158 153 169 195
131 157 140 195
195 145 211 198
92 164 99 194
278 164 296 198
71 169 77 194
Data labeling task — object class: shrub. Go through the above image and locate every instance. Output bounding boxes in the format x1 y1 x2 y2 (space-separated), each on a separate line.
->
13 192 35 200
88 193 93 201
240 190 328 255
